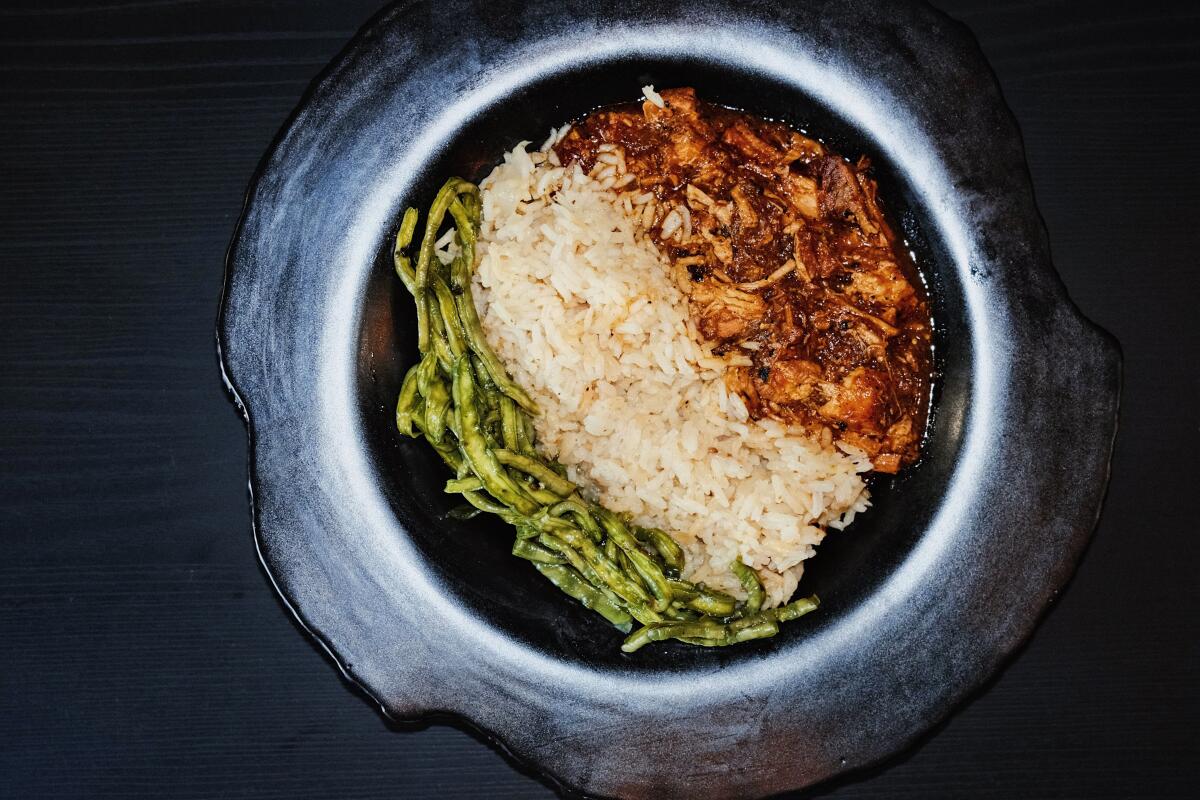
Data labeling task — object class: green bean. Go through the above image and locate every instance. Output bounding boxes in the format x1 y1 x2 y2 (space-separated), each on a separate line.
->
514 523 541 540
470 351 498 392
512 538 564 565
414 178 474 351
775 594 820 623
444 394 463 442
629 608 787 651
499 396 521 453
681 601 817 648
552 525 652 609
451 356 538 515
668 579 739 618
435 183 538 422
497 450 577 497
408 401 461 468
469 353 502 440
595 509 672 612
445 476 483 494
393 207 419 294
520 481 563 507
413 351 436 397
461 188 481 220
481 405 502 436
531 513 576 536
730 560 765 616
431 276 467 358
414 348 449 416
534 563 633 632
678 621 778 648
408 395 426 431
396 205 419 244
447 199 477 293
394 367 421 437
455 455 471 479
423 377 451 444
427 302 456 371
723 613 779 644
456 489 512 517
536 530 660 625
666 605 701 622
546 498 602 541
665 580 697 602
622 550 672 613
691 594 739 618
537 532 612 598
619 602 664 627
516 410 535 455
621 620 727 653
635 526 685 576
453 282 539 414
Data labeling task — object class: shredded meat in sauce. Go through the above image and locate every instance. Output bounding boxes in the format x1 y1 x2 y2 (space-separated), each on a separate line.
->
555 87 933 472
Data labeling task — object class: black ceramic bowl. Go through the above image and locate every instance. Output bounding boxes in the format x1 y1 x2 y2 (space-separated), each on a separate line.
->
219 0 1121 796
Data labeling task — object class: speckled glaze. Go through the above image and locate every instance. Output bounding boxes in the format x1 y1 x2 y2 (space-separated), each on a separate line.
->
218 1 1121 796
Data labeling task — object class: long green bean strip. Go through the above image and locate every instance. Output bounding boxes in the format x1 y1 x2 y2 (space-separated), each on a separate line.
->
390 177 824 652
595 509 672 612
776 594 820 622
731 559 765 616
635 526 685 576
723 614 779 645
413 178 475 354
394 368 421 437
445 476 483 494
431 277 467 358
521 482 563 507
392 207 419 293
537 531 663 625
512 538 565 565
536 533 615 602
453 287 538 413
498 396 521 453
516 411 536 456
621 620 727 653
534 563 633 632
415 181 471 285
667 579 739 618
427 303 456 371
422 378 451 444
446 199 477 292
451 356 538 516
458 489 510 517
552 525 653 609
495 450 577 497
547 498 603 541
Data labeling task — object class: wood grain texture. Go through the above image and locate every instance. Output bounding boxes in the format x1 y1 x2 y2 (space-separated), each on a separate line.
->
0 1 1196 797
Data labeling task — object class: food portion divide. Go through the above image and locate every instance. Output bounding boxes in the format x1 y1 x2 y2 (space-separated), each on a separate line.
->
389 88 934 651
392 179 819 653
556 87 933 472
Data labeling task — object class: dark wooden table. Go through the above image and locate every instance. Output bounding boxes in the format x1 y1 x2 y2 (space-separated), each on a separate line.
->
2 1 1196 797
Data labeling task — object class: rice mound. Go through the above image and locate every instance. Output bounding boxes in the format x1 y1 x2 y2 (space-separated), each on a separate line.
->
463 132 872 606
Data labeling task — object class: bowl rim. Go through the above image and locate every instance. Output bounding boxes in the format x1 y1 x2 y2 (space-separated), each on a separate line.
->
217 0 1122 796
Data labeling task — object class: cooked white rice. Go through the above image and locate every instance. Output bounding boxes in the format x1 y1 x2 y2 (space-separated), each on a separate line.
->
462 136 872 607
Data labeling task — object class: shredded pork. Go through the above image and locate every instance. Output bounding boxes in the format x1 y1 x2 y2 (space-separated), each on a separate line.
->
555 87 934 471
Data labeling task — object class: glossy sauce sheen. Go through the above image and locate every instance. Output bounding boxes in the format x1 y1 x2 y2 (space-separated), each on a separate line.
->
555 88 934 472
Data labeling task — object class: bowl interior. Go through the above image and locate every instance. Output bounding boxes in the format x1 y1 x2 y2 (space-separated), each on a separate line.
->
354 56 969 670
